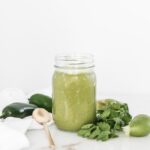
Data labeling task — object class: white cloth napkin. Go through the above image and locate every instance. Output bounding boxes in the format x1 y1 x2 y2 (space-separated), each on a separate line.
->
2 117 44 133
0 122 30 150
0 88 27 112
0 88 52 150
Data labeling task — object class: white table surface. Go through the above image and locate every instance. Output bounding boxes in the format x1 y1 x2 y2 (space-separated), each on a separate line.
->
25 94 150 150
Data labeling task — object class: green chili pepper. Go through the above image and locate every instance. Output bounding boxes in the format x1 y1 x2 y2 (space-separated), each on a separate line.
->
0 102 37 119
28 94 52 112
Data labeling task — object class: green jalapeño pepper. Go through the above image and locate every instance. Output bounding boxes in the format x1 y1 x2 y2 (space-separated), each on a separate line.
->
0 102 37 119
28 94 52 112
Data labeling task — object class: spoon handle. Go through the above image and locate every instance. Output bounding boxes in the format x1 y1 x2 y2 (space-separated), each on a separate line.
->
43 123 55 149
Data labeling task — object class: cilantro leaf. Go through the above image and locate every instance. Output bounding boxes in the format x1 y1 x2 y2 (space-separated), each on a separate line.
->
78 99 132 142
96 131 110 141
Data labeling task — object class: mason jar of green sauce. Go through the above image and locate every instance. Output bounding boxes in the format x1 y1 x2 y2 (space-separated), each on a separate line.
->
52 54 96 131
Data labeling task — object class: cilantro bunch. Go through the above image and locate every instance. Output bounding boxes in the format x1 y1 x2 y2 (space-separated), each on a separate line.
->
78 99 132 141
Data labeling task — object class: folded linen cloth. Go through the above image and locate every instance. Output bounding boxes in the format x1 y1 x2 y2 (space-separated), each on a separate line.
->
2 117 43 133
0 122 30 150
0 88 27 112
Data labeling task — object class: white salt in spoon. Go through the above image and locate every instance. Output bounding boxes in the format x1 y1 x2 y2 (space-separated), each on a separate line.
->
32 108 55 149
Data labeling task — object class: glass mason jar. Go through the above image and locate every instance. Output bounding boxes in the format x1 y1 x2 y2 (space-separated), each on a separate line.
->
52 54 96 131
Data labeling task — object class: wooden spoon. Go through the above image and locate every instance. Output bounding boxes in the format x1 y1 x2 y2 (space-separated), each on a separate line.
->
32 108 55 149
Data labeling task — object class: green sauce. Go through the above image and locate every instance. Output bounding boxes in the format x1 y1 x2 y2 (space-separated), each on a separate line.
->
52 70 96 131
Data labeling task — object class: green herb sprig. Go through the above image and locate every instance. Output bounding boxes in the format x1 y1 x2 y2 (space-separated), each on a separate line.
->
78 99 132 141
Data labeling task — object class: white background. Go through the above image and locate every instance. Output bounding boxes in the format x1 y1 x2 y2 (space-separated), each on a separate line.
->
0 0 150 95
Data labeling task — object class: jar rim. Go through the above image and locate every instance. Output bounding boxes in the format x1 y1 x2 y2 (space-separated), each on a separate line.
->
54 53 95 69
